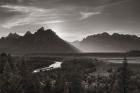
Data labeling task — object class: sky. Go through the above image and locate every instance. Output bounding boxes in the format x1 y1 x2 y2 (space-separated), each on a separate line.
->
0 0 140 41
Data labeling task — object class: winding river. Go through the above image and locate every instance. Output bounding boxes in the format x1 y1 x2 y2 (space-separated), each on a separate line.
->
33 61 62 73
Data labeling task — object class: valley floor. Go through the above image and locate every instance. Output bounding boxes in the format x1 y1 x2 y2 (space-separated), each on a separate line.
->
0 53 140 93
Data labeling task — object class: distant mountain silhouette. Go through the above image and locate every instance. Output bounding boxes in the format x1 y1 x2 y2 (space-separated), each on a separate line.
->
0 27 79 54
70 40 80 48
127 50 140 56
72 32 140 52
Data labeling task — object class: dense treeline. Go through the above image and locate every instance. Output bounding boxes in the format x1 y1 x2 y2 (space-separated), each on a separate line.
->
0 53 140 93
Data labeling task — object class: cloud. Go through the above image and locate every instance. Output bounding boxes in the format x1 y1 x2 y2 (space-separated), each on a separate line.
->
1 5 68 28
80 11 101 20
17 0 23 3
39 20 65 24
0 4 102 28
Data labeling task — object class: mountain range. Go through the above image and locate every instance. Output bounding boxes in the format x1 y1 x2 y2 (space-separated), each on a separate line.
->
71 32 140 52
0 27 79 54
1 28 140 54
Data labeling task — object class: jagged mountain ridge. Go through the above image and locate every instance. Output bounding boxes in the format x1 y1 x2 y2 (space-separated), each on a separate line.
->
0 27 80 54
72 32 140 52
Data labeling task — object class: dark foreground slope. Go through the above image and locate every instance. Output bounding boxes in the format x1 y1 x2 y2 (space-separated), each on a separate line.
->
0 27 79 54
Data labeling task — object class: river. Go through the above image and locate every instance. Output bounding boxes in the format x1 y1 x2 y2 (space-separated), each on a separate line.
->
98 57 140 63
33 61 62 73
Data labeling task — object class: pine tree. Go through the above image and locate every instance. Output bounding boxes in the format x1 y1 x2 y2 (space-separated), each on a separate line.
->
0 55 25 93
116 57 131 93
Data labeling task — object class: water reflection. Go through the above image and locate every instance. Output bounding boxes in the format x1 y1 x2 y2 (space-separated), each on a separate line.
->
33 61 62 73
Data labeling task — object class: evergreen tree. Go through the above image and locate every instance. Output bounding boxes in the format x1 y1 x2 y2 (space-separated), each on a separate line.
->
0 53 41 93
116 57 131 93
0 54 25 93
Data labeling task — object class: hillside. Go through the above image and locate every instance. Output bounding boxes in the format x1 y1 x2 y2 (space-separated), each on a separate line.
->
72 32 140 52
0 27 79 54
